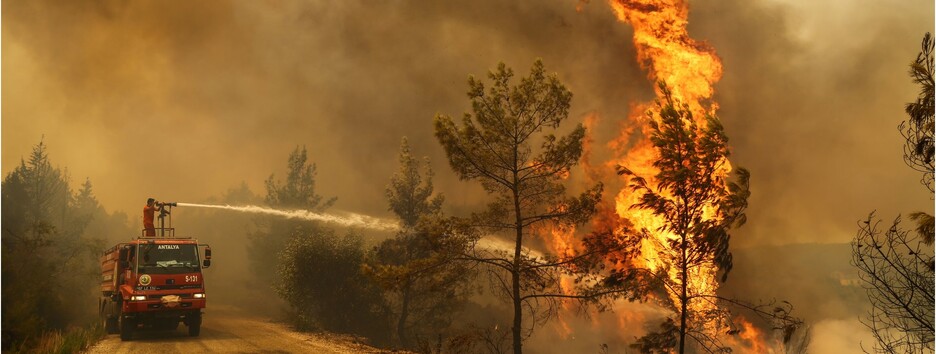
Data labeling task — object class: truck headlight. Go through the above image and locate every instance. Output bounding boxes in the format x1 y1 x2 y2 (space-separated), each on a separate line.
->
193 293 206 299
130 295 147 301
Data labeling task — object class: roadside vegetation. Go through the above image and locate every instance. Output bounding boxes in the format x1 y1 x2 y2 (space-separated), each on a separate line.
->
1 140 131 353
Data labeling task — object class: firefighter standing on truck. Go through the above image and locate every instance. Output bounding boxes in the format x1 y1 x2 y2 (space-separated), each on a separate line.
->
143 198 163 236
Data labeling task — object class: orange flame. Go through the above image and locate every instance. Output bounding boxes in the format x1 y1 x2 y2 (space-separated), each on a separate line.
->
546 197 578 339
545 1 770 350
608 0 722 113
603 0 766 351
735 317 770 353
607 0 728 310
719 316 778 354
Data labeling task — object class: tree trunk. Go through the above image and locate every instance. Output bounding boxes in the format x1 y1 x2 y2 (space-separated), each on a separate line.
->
512 255 522 354
398 279 412 348
679 237 688 354
512 169 523 354
512 214 523 353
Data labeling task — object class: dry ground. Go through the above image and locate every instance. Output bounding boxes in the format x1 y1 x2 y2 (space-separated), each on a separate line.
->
84 305 397 354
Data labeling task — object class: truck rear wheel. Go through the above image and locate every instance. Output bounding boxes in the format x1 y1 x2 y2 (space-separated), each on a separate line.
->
119 316 134 341
187 312 202 337
101 299 118 334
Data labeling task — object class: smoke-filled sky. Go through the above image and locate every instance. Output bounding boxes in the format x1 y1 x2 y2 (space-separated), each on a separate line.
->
3 0 933 247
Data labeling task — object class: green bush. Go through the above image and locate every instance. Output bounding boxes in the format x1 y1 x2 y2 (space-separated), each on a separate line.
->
275 228 390 344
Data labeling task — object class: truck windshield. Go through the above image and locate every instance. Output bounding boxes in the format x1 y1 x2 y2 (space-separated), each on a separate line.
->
137 244 200 274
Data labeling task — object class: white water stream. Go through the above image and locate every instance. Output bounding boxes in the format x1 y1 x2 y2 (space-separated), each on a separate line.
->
175 203 400 232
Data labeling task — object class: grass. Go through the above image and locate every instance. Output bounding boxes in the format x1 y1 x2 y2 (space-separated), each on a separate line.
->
11 323 105 354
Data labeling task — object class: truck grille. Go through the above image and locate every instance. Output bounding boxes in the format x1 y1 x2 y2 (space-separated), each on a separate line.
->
147 303 193 309
148 294 193 299
135 284 201 291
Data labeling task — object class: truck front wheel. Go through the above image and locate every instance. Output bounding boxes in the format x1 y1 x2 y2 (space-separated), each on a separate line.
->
119 316 135 341
187 312 202 337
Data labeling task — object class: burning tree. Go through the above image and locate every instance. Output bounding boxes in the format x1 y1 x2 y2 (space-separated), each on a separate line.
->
596 1 804 352
434 59 602 354
852 32 935 354
616 84 751 353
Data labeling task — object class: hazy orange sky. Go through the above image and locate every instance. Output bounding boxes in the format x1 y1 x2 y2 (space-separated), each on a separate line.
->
3 0 933 246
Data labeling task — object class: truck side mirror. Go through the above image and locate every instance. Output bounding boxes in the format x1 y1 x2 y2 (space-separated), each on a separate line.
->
202 259 211 268
204 247 211 260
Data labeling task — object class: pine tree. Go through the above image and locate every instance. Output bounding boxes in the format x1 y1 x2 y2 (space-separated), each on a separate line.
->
248 146 335 289
364 137 474 349
434 60 601 354
1 140 106 348
618 84 750 353
853 33 936 354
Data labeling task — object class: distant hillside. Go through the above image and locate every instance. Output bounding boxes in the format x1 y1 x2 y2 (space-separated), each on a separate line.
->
719 243 867 323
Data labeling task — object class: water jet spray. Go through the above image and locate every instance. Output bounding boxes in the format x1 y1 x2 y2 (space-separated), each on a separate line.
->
174 202 400 232
171 203 539 255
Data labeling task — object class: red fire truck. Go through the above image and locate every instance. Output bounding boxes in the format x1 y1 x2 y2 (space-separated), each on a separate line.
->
99 202 212 341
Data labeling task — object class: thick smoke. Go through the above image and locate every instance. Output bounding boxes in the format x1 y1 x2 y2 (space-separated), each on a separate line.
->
2 0 646 221
4 0 929 243
3 0 933 351
690 0 934 247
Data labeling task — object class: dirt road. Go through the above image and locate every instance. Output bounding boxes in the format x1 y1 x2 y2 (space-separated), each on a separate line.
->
85 305 390 354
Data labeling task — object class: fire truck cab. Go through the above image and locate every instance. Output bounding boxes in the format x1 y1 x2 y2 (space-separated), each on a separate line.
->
99 203 211 341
